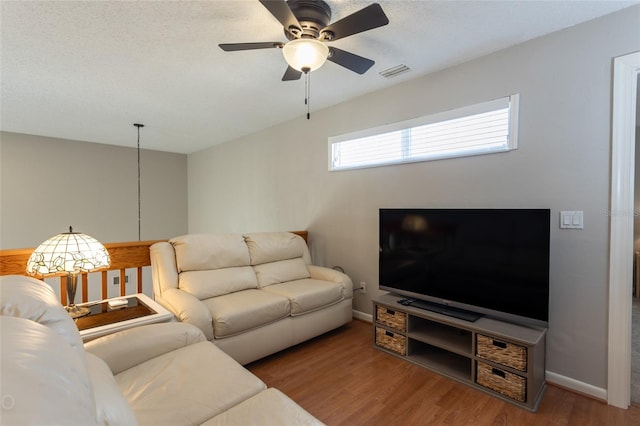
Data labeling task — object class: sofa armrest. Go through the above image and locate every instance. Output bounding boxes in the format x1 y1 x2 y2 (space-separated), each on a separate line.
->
150 241 179 298
159 288 214 340
84 322 205 375
308 265 353 296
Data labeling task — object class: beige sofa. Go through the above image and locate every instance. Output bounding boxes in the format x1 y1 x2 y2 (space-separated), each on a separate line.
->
0 275 322 426
150 231 353 365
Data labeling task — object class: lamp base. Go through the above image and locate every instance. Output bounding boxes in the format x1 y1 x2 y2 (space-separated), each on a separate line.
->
66 304 91 319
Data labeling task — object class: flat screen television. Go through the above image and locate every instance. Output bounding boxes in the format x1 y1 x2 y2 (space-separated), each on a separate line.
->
379 208 550 327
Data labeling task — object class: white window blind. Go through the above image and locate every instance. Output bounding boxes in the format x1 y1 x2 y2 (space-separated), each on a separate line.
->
329 94 519 171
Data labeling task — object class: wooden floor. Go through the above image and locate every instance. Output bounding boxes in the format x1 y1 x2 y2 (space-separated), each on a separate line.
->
248 320 640 425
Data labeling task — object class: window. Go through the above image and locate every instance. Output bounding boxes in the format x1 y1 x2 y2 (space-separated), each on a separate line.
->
329 94 519 171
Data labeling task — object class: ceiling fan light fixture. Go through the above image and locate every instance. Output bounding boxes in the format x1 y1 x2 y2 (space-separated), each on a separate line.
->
282 38 329 72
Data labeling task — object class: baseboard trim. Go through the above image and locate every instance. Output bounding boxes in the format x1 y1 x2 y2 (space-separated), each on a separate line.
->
545 371 607 402
353 309 372 323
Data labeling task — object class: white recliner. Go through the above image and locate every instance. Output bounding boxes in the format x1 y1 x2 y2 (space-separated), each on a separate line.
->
0 275 323 426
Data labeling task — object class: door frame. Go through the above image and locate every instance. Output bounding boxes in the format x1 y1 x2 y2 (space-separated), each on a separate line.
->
608 51 640 409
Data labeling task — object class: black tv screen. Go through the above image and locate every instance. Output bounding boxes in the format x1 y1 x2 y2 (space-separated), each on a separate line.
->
379 208 550 327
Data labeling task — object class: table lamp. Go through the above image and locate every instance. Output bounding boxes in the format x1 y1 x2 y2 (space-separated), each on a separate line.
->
26 226 111 318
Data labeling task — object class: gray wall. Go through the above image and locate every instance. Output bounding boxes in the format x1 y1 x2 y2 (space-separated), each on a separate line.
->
188 7 640 390
0 131 188 248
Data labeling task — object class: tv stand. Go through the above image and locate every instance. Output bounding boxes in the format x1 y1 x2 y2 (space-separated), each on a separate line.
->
398 298 482 322
374 293 546 411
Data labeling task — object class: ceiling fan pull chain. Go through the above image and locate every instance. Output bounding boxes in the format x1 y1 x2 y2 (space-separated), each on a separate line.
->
303 67 311 120
307 71 310 120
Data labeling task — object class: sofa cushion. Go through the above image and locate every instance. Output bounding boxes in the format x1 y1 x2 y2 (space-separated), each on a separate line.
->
253 257 311 288
0 316 98 426
203 289 290 338
179 266 258 299
115 341 266 426
245 232 311 265
171 233 250 272
262 278 344 315
86 353 138 426
0 275 87 365
202 388 324 426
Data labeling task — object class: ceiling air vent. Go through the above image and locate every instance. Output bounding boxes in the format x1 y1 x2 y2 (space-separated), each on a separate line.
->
379 64 410 78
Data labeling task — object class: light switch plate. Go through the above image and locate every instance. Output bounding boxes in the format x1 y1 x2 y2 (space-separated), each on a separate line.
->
560 211 584 229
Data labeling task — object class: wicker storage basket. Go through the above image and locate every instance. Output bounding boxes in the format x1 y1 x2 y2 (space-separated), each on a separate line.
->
476 361 527 402
376 306 407 332
375 327 406 355
476 334 527 371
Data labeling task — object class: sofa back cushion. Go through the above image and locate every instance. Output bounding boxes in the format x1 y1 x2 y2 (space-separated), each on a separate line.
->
253 258 311 288
0 275 87 363
244 233 312 288
244 232 311 265
179 266 258 299
171 233 251 272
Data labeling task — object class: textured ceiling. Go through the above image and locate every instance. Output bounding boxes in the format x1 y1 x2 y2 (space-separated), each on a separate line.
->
1 0 637 154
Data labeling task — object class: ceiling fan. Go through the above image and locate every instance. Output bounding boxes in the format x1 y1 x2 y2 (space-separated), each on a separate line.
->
219 0 389 81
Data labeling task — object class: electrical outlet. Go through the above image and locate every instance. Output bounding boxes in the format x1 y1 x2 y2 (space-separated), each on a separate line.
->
113 276 129 285
360 281 366 294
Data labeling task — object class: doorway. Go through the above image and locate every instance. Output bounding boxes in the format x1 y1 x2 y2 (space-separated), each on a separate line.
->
608 51 640 409
632 75 640 404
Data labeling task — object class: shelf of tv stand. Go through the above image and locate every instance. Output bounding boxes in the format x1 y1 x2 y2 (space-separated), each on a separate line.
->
409 316 472 357
373 293 547 412
409 341 472 381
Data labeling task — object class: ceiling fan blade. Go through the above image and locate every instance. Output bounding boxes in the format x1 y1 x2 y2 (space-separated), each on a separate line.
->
327 47 374 74
321 3 389 41
282 66 302 81
259 0 302 34
219 42 283 52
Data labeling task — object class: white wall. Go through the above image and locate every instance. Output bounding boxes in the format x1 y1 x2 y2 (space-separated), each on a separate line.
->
188 7 640 391
0 131 188 248
1 132 188 301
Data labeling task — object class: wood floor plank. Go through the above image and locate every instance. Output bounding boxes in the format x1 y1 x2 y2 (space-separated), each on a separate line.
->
247 320 640 425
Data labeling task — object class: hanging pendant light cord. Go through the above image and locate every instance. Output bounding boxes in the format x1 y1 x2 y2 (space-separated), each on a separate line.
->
134 123 144 241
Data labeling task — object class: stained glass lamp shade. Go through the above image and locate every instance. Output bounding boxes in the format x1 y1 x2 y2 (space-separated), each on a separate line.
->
26 227 111 318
